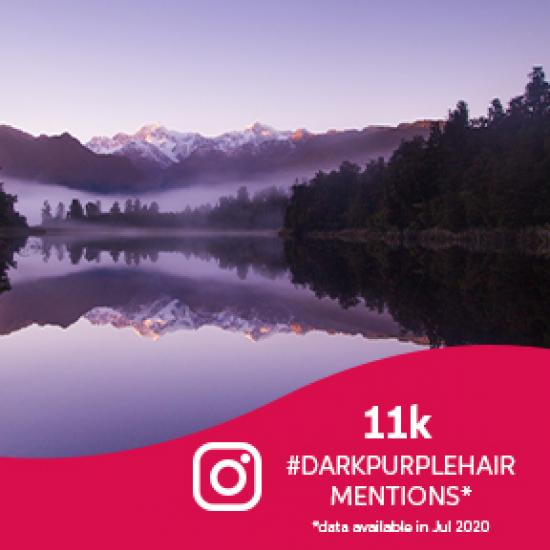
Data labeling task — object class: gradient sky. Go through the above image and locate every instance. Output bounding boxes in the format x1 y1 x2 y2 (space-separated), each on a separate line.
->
1 0 548 141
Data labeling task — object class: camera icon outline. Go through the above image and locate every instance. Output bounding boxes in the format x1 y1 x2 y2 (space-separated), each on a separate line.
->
192 441 262 512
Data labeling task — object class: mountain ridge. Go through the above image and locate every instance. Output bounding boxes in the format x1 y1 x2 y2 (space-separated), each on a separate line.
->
86 120 435 166
0 120 436 193
0 124 146 193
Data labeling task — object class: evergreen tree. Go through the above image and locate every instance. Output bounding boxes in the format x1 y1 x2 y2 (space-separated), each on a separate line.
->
55 202 66 220
41 200 53 225
68 199 84 220
85 201 100 217
0 183 27 228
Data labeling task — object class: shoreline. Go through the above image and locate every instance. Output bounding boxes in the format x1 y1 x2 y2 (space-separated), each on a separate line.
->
280 227 550 254
0 227 46 238
4 224 550 255
1 225 279 239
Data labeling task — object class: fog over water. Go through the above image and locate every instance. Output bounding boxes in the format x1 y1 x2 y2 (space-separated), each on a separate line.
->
3 173 302 225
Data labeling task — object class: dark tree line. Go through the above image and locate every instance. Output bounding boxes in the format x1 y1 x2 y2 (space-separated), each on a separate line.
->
0 182 27 229
0 180 27 294
284 68 550 235
42 186 288 230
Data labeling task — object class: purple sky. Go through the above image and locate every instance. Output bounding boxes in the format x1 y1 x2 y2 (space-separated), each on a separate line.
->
1 0 548 141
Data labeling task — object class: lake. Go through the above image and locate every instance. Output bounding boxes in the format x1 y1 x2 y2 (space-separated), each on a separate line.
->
1 233 548 457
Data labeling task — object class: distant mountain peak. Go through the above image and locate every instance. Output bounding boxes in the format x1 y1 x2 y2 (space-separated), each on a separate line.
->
291 128 311 141
245 121 277 134
139 122 164 132
86 122 294 164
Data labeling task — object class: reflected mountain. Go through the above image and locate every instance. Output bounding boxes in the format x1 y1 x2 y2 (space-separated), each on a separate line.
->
2 234 550 347
0 268 415 342
0 236 417 342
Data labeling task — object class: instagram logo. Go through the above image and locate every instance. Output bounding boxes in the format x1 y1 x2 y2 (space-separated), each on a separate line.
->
193 442 262 511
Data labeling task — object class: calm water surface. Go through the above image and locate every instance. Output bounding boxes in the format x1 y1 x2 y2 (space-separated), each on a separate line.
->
2 233 549 457
0 235 423 457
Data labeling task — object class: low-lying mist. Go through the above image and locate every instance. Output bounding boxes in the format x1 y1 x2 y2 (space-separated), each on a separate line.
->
3 171 303 226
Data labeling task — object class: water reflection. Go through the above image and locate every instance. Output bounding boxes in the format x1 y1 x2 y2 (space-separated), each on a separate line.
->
35 234 287 275
1 233 547 457
0 236 26 293
285 240 550 347
1 235 412 341
3 234 550 346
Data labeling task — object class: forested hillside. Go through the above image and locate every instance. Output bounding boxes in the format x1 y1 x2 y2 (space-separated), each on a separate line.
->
284 68 550 236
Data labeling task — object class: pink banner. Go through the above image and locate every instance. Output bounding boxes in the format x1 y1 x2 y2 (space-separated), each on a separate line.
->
0 346 546 549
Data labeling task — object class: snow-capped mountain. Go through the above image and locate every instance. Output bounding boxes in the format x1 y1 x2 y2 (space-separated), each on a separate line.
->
212 122 294 153
86 122 295 168
0 120 434 192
